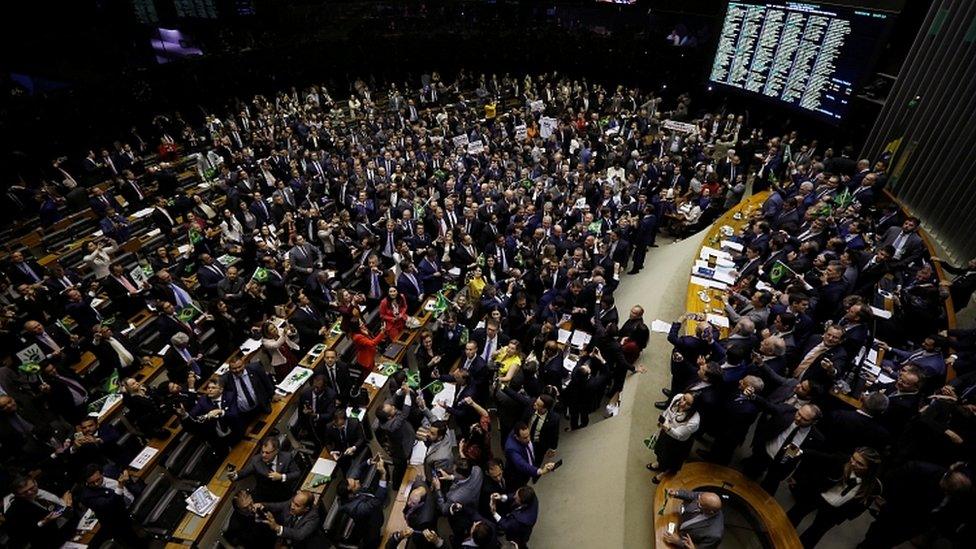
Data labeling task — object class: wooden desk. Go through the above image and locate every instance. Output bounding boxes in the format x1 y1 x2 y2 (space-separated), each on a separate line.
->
683 192 769 337
380 466 420 546
167 440 257 546
654 462 801 549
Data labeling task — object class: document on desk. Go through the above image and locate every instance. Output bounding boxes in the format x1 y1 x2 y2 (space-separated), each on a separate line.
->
705 314 730 328
90 393 123 419
720 240 744 252
310 458 338 482
129 446 159 470
276 366 313 394
77 508 99 532
364 372 390 390
690 275 728 291
869 306 893 320
570 331 591 347
700 246 733 261
651 320 673 333
185 486 219 517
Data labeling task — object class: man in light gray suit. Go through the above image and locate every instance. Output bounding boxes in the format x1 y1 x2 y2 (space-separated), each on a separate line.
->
879 217 925 269
663 489 725 549
288 235 322 275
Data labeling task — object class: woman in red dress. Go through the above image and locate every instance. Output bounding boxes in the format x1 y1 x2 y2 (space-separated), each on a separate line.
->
351 317 386 373
378 286 408 341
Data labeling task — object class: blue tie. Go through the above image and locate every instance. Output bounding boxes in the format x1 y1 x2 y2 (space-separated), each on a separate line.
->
371 273 381 299
171 283 192 308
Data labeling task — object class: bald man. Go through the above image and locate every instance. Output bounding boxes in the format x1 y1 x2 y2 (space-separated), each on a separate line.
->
663 489 725 548
255 490 321 548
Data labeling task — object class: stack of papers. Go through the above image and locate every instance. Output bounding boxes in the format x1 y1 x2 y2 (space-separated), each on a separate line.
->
276 367 313 394
239 339 262 354
364 372 390 390
650 320 673 333
129 446 159 470
720 240 744 252
557 329 572 344
185 486 219 517
690 276 728 291
77 508 99 532
308 458 338 487
89 393 123 419
570 331 591 347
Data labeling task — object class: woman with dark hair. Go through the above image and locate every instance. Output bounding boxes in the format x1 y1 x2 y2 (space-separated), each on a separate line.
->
647 392 700 484
378 286 408 340
786 447 883 548
351 316 386 374
261 320 299 379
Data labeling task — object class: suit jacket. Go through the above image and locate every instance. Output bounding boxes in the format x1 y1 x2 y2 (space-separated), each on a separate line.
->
823 409 891 454
92 333 144 375
222 363 276 414
672 490 724 549
150 207 178 234
263 500 322 548
504 432 540 488
377 404 415 460
314 360 354 401
503 387 560 463
497 494 539 547
291 304 326 349
324 417 366 455
237 450 301 500
7 258 46 286
880 226 925 267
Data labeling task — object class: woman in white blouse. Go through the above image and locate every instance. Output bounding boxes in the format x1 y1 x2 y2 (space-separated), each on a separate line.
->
82 239 118 280
261 320 299 379
647 392 700 483
219 208 244 245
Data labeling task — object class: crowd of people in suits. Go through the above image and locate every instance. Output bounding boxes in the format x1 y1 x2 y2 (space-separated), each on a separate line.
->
1 66 974 549
651 148 976 547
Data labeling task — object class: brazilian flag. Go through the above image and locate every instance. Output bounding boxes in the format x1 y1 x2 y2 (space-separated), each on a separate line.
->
252 267 270 283
769 261 789 284
834 187 853 209
188 227 204 245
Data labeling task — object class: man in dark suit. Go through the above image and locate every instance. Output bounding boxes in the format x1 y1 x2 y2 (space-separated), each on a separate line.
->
150 197 178 234
792 327 849 388
417 249 445 294
490 486 540 548
166 330 206 381
229 436 300 501
255 490 322 549
63 289 102 334
7 251 46 286
324 408 368 471
661 316 726 404
502 390 560 466
456 341 490 401
313 349 353 404
822 392 891 454
195 254 225 299
291 291 328 353
155 300 196 343
934 255 976 311
104 263 146 316
222 357 275 422
662 489 725 549
79 464 140 546
396 260 425 311
337 458 390 549
503 422 558 489
744 403 823 494
4 476 78 548
875 368 922 435
91 325 146 378
298 374 338 445
21 319 80 364
375 396 416 487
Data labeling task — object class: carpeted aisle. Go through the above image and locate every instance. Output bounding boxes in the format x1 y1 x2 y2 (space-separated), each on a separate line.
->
529 230 706 549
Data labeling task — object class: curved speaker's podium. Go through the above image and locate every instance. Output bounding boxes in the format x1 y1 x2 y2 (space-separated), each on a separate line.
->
653 462 801 548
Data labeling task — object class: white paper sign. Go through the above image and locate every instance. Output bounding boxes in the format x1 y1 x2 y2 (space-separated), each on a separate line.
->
452 134 469 148
529 100 545 113
651 320 673 333
129 446 159 470
514 124 527 141
467 140 484 154
540 117 558 139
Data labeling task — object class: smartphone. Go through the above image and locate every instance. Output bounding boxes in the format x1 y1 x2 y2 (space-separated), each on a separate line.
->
551 459 564 471
667 522 676 535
